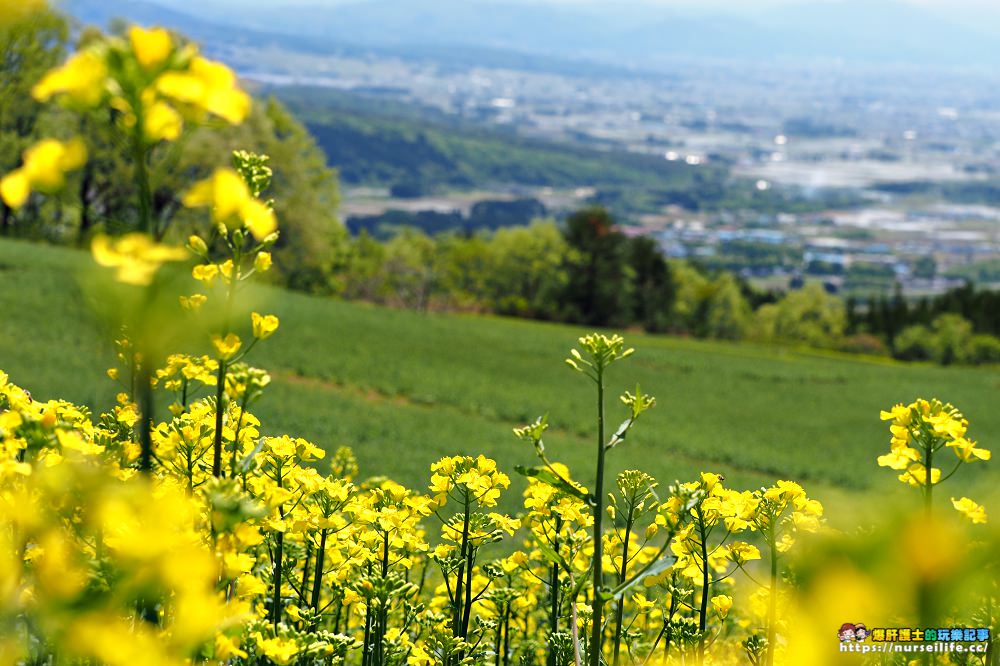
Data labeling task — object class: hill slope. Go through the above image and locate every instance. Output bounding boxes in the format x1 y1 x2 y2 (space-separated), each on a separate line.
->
1 239 997 513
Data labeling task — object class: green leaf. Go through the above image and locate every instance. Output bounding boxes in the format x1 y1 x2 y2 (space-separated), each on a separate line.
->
570 569 591 600
534 539 570 570
604 556 675 601
236 437 266 473
605 417 634 450
514 465 589 502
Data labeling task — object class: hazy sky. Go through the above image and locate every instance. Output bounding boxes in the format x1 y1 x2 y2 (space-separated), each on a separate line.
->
525 0 1000 16
169 0 1000 23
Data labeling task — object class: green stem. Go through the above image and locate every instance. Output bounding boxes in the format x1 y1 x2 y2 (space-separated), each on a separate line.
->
589 371 606 666
211 360 227 477
924 443 934 518
211 260 239 478
270 464 285 628
697 510 710 665
311 529 328 611
612 510 635 666
299 541 312 606
137 364 154 474
270 529 284 628
547 516 563 666
765 528 778 666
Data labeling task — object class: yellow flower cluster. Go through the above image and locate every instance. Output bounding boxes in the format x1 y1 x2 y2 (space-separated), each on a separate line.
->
3 327 993 666
33 26 249 135
91 233 188 286
879 399 990 523
2 24 250 212
183 168 277 241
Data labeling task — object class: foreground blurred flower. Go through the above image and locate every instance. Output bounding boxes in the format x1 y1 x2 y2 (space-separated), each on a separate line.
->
155 56 250 124
0 0 47 27
32 49 108 106
128 25 173 70
1 139 87 208
91 233 187 286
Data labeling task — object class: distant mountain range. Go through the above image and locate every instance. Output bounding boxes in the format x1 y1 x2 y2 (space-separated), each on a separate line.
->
61 0 1000 69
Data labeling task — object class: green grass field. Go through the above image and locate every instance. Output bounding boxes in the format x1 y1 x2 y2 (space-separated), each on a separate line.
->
1 238 997 518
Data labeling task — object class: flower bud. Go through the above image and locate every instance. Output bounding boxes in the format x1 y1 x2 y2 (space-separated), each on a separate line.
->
187 234 207 255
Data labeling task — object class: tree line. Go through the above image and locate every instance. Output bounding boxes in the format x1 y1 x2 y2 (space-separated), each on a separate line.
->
847 285 1000 365
331 206 1000 366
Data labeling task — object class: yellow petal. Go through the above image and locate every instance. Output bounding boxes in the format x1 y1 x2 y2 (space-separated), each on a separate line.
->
0 171 29 208
241 199 276 240
21 138 87 191
91 234 124 268
32 50 107 106
129 26 173 70
204 87 250 124
143 100 183 141
155 70 205 105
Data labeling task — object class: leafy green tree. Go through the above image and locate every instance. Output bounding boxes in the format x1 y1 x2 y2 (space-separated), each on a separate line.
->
433 233 490 311
753 283 846 347
562 207 634 327
336 230 387 301
703 273 751 340
669 261 711 333
0 7 68 233
382 227 438 310
966 334 1000 365
483 221 574 319
893 324 935 362
928 313 973 365
627 235 674 332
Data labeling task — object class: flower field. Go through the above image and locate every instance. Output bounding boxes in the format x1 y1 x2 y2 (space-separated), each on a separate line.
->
0 12 998 666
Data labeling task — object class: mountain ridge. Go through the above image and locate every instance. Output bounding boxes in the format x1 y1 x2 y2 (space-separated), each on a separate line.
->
61 0 1000 68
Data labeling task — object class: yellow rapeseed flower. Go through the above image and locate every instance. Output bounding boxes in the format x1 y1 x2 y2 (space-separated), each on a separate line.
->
211 333 242 361
192 263 219 283
951 496 987 524
947 437 991 463
128 26 173 70
254 251 272 272
156 56 250 124
143 99 183 141
251 312 279 340
32 50 108 107
1 138 87 208
179 293 207 311
711 594 733 618
91 233 187 286
898 463 940 488
182 168 277 240
876 446 921 470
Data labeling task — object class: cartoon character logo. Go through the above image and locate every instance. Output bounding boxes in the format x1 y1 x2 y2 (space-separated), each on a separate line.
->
854 624 869 642
839 623 857 642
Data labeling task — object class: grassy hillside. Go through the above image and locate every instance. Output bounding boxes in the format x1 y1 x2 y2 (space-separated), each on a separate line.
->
2 238 997 516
